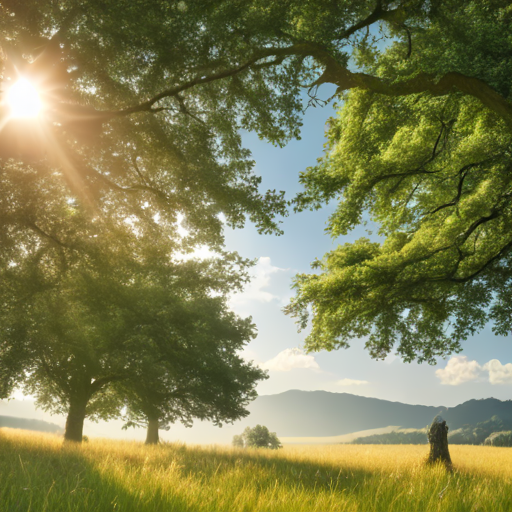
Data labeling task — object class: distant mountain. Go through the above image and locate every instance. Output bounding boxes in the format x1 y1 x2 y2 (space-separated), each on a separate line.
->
0 415 63 434
247 390 512 437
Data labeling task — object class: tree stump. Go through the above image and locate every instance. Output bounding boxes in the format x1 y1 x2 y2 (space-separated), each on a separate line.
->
427 416 452 468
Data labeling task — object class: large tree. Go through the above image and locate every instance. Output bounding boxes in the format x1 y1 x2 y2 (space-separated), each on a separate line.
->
119 299 265 444
1 233 263 442
110 249 265 445
285 1 512 362
0 164 264 442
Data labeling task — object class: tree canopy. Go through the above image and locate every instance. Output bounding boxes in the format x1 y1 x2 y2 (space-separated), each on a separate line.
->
5 1 512 243
285 0 512 362
117 277 266 444
2 0 512 415
0 219 265 442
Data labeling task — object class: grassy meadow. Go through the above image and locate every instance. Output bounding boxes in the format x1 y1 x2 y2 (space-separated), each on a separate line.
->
1 428 512 512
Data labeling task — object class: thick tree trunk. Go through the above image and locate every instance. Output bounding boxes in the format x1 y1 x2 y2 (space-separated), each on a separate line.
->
427 416 452 468
145 417 160 445
64 398 87 443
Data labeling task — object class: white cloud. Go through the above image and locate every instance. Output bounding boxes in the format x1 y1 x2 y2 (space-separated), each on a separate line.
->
261 348 320 372
230 257 289 306
483 359 512 385
337 378 369 386
435 356 482 386
436 356 512 386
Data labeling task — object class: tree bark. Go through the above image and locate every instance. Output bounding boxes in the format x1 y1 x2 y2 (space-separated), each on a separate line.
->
64 398 87 443
427 416 452 468
145 417 160 445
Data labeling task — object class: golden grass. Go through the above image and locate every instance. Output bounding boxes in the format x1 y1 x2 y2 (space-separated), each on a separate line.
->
1 428 511 511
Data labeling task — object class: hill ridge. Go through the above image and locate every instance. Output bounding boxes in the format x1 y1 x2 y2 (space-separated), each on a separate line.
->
247 390 512 437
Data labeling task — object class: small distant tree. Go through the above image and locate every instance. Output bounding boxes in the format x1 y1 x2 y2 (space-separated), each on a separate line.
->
232 425 282 449
232 434 245 448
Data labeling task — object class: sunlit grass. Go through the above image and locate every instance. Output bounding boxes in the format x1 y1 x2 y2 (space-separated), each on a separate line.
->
1 428 511 511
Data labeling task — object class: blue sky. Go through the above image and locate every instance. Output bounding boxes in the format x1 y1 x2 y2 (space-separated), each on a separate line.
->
223 84 512 407
3 84 511 444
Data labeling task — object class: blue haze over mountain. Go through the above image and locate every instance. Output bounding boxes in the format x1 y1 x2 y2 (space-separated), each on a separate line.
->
245 391 512 437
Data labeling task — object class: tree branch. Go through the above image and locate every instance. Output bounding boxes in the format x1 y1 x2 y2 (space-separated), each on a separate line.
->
45 5 512 134
25 221 69 249
427 162 480 215
456 209 501 246
131 155 149 185
175 93 206 125
108 47 301 118
371 167 441 188
334 2 408 41
403 25 412 59
447 238 512 283
90 374 125 395
91 169 171 201
312 54 512 129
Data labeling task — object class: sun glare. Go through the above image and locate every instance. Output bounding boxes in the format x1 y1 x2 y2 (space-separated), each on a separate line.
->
6 78 42 118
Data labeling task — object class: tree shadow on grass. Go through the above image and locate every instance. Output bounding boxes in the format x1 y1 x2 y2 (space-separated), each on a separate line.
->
0 431 197 512
159 442 383 497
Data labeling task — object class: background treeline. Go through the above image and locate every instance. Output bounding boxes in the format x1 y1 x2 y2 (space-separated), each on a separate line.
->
0 415 62 433
352 416 512 447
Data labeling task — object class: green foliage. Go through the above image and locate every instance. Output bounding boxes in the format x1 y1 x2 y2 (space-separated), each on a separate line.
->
2 0 512 429
449 416 512 445
233 425 282 449
286 0 512 362
484 431 512 447
5 0 511 246
118 287 267 432
0 164 265 439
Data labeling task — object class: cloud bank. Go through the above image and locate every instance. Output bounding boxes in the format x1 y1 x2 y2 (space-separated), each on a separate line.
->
484 359 512 385
436 356 512 386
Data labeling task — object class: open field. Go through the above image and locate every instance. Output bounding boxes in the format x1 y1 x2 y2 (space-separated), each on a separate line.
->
1 428 512 512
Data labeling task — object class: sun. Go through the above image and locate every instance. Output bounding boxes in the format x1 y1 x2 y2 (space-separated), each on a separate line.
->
6 78 42 118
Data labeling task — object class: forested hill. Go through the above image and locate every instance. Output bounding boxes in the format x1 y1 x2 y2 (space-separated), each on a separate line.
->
0 415 62 434
247 391 512 437
443 398 512 428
